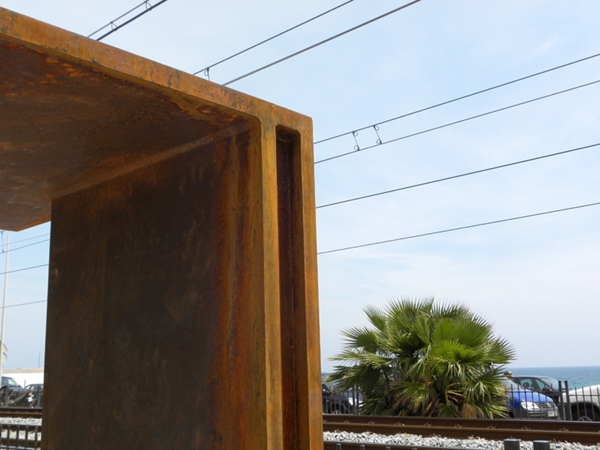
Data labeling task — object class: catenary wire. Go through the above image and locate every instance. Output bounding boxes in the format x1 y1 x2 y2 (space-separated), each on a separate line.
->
194 0 355 77
314 51 600 145
88 0 169 41
0 300 47 310
0 233 49 249
318 201 600 255
1 239 50 254
317 142 600 209
3 146 597 262
315 78 600 164
223 0 421 86
0 264 49 277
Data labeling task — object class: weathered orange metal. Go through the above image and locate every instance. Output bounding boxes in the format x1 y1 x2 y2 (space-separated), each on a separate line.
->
1 8 321 450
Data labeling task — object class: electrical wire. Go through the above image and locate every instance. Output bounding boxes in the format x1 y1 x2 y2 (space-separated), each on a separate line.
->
315 51 600 145
88 0 169 41
0 264 49 277
315 78 600 164
194 0 356 77
223 0 421 86
0 300 47 310
317 142 600 209
1 240 50 255
0 233 49 249
318 201 600 255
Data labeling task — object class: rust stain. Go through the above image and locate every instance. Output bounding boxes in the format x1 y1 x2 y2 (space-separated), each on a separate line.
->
2 6 321 450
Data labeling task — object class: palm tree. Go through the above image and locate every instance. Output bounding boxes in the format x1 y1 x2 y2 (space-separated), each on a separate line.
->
327 298 515 417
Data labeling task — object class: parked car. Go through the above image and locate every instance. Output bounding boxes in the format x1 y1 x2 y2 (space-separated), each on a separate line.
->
0 376 33 407
322 383 352 414
503 379 559 419
511 375 565 403
562 384 600 421
24 383 44 407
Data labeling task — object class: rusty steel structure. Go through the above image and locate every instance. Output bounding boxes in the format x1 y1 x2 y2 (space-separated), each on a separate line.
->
0 7 321 450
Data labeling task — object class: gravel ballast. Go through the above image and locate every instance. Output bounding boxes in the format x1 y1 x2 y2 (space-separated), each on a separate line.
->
0 417 41 426
1 419 598 449
324 431 600 450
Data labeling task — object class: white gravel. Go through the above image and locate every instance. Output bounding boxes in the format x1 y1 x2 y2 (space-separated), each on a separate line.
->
0 417 41 426
2 419 597 450
324 431 600 450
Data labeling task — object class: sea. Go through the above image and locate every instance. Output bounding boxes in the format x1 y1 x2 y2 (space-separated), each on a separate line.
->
322 366 600 389
507 366 600 389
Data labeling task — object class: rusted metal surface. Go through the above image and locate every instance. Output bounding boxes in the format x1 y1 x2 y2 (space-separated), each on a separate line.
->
0 408 42 419
1 7 321 450
0 7 309 232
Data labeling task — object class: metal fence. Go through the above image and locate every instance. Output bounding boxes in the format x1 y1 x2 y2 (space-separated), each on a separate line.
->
0 388 42 409
555 381 600 421
324 380 600 421
0 424 41 450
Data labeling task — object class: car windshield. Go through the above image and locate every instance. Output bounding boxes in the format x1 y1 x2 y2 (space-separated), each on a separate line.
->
503 379 523 390
537 376 560 389
1 376 19 387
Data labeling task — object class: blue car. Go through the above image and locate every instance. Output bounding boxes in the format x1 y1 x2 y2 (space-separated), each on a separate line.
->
503 379 559 419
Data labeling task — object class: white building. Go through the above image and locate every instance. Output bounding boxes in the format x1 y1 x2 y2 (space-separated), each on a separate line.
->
3 368 44 387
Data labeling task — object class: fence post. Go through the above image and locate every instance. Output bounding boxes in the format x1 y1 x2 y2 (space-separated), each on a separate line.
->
504 439 520 450
564 380 573 421
533 441 550 450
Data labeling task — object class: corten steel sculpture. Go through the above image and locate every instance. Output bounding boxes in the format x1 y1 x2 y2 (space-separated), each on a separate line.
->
0 8 322 449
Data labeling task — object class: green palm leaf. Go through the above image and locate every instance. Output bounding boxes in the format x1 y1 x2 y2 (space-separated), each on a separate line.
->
328 297 515 417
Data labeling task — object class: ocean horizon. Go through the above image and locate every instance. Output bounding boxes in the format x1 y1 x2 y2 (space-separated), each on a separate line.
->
323 365 600 389
507 365 600 389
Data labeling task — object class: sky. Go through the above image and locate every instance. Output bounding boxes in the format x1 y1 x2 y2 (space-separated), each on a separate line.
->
1 0 599 373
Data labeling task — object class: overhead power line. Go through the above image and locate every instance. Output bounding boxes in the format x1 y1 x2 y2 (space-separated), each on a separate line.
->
0 300 47 310
315 50 600 145
318 201 600 255
88 0 169 41
0 233 49 249
195 0 356 78
223 0 421 86
317 142 600 209
1 239 50 255
0 264 49 277
315 78 600 164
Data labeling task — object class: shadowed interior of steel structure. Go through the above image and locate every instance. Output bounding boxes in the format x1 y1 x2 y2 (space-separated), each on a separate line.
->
0 7 322 449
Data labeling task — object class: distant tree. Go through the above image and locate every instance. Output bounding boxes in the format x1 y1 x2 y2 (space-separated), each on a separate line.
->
327 298 515 417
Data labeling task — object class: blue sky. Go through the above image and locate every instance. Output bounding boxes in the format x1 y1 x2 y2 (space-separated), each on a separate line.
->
1 0 599 373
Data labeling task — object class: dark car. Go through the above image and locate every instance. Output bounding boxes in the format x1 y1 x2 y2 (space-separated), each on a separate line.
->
24 383 44 407
511 375 565 403
0 376 33 407
322 383 352 414
503 379 559 419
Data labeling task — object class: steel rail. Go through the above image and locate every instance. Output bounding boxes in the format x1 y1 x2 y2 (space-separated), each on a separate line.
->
323 415 600 445
0 407 42 419
324 413 600 432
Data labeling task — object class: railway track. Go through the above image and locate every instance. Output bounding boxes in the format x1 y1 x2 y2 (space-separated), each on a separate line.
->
0 407 42 420
323 414 600 446
0 411 597 448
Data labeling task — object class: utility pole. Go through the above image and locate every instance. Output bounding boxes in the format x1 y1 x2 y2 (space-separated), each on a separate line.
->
0 231 10 384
